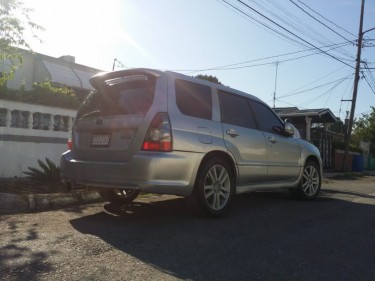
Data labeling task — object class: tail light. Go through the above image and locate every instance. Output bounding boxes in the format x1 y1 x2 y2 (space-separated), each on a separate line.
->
67 131 73 150
142 113 172 152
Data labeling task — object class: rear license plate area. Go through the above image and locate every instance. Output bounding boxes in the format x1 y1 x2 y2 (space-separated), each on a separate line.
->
91 134 111 146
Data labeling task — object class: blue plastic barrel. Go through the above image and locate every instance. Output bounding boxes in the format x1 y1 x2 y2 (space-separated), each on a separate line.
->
352 155 364 172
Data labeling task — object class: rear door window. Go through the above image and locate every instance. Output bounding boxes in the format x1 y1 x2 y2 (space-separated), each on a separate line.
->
175 79 212 120
219 91 256 129
248 100 283 133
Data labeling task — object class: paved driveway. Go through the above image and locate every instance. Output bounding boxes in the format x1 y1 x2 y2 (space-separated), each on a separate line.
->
1 176 375 281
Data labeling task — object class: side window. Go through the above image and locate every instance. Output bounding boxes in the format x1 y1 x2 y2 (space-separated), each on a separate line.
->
248 100 283 133
219 91 256 129
175 79 212 120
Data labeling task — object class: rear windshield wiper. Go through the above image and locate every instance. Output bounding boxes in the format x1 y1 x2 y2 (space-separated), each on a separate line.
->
79 110 102 119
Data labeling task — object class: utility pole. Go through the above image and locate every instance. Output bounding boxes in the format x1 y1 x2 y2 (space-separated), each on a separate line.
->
273 60 279 108
341 0 365 171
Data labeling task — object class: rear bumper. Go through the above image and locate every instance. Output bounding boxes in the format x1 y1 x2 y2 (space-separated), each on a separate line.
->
60 150 203 196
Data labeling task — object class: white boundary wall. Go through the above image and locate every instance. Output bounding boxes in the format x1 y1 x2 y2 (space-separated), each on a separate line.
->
0 99 77 177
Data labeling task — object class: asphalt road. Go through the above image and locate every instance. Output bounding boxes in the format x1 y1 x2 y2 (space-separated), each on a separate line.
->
1 176 375 281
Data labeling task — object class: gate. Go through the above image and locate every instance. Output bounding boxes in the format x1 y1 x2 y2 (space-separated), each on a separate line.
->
312 133 333 170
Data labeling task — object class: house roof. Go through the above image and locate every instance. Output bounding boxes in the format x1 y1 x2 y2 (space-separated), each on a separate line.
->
274 107 338 123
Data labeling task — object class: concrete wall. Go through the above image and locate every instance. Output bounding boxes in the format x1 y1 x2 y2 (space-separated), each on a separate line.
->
0 137 68 177
0 99 76 177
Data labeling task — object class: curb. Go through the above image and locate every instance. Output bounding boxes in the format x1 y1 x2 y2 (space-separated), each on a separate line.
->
323 170 375 179
0 190 105 215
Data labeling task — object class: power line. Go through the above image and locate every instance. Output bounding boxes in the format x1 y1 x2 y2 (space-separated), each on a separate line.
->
219 0 310 49
277 75 353 99
236 0 355 69
363 62 375 90
363 74 375 94
289 0 353 44
254 0 333 47
168 42 352 73
219 0 356 63
295 0 357 38
298 77 349 107
262 0 355 60
282 65 348 95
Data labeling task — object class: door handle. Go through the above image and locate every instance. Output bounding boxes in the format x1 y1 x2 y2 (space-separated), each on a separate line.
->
268 136 277 143
226 129 239 137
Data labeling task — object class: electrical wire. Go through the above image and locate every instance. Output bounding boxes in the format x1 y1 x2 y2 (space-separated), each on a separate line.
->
258 0 355 60
219 0 357 66
298 77 349 107
277 75 353 99
281 65 348 96
295 0 357 38
289 0 353 44
166 42 352 73
363 62 375 90
219 0 310 49
236 0 355 68
363 74 375 94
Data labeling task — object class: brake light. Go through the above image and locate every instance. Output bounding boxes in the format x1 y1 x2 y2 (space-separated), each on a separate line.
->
67 131 73 150
142 113 172 151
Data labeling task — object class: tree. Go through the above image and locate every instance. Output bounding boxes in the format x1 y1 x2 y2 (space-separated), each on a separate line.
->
328 120 344 134
353 106 375 154
195 74 222 85
0 0 43 86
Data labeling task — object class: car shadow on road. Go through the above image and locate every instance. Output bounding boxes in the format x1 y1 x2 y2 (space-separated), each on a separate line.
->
70 190 375 281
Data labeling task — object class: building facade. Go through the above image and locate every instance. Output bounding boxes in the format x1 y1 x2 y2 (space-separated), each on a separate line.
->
0 50 102 177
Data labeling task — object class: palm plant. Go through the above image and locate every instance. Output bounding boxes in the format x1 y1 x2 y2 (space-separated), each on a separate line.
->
24 158 61 183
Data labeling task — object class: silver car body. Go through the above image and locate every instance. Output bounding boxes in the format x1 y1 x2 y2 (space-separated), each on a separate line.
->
61 68 322 196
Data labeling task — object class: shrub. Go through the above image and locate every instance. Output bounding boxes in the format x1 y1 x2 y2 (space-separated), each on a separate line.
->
24 158 61 183
333 140 363 153
0 81 81 109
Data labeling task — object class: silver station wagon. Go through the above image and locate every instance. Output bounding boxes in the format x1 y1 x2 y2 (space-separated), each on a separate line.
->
60 68 322 216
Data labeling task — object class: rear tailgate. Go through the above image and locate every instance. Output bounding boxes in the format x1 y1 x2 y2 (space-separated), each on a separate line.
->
71 70 161 162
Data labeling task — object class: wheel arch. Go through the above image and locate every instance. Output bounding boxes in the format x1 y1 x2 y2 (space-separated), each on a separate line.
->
305 155 322 170
194 150 238 191
303 154 323 181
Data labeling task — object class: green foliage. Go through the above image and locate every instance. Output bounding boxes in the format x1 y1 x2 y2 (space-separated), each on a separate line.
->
24 158 61 183
0 0 44 86
0 81 81 109
195 74 222 85
328 121 344 134
353 106 375 155
333 140 363 153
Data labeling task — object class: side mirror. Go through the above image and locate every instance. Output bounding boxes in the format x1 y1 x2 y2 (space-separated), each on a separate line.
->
284 122 295 137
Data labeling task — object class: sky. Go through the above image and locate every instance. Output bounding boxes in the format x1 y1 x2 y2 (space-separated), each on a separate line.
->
23 0 375 121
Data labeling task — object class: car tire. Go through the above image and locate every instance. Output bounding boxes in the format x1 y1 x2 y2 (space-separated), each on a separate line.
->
190 157 235 217
290 160 321 200
100 188 140 204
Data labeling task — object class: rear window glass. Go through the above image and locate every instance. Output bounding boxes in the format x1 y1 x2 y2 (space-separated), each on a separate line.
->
77 77 156 118
175 79 212 120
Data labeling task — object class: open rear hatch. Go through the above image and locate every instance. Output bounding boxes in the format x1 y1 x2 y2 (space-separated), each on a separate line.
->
72 69 160 161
